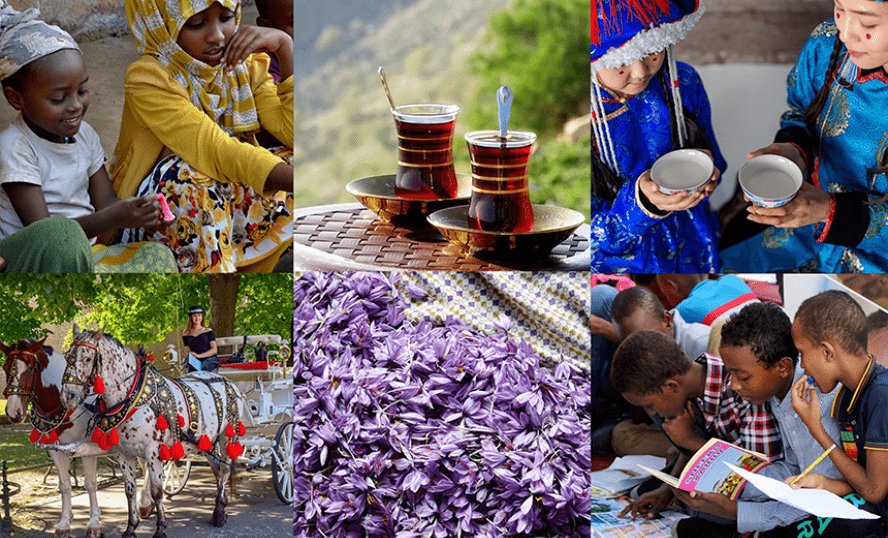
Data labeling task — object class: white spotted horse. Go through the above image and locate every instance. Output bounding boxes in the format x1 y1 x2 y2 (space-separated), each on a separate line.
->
59 326 246 538
1 338 148 538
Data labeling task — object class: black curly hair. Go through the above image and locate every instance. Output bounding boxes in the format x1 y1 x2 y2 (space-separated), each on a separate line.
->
720 302 797 368
795 290 868 355
611 330 691 395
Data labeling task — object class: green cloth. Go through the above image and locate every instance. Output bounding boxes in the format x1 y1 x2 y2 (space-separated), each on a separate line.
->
0 216 93 273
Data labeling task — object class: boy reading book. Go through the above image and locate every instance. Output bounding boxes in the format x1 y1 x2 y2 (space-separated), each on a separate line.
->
787 290 888 533
671 302 859 538
611 330 782 520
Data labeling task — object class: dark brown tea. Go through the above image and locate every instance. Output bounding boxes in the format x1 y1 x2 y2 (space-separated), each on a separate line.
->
465 131 536 233
392 105 459 199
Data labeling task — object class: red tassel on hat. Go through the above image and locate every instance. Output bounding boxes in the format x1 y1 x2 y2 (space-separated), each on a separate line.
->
159 444 170 461
237 421 245 436
48 430 58 444
225 424 235 438
171 441 184 460
157 415 168 430
176 414 185 429
93 375 105 395
197 435 212 452
110 428 119 446
30 428 39 444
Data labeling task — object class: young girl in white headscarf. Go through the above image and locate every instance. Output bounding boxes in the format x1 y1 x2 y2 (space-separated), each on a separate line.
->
0 1 173 272
112 0 294 273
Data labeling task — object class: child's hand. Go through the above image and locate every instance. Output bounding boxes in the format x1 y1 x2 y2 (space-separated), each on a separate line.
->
662 401 699 450
672 489 737 519
617 483 673 520
222 25 292 73
790 374 823 433
745 181 831 228
112 194 164 234
638 168 717 213
784 472 826 490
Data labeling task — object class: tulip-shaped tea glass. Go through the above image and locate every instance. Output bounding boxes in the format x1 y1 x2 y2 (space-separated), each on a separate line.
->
465 130 536 233
391 104 460 199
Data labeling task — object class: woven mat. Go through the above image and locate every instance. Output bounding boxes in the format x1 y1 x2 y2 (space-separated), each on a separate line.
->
293 207 588 271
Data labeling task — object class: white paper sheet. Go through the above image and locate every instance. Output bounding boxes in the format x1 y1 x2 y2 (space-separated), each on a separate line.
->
725 463 879 520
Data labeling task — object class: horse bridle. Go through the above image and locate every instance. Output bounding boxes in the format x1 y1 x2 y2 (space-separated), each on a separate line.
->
62 340 100 389
3 350 41 399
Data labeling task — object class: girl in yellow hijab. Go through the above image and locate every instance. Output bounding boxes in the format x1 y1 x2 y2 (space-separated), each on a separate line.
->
111 0 294 273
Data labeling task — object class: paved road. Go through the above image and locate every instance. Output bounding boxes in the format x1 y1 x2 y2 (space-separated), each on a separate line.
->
6 458 291 538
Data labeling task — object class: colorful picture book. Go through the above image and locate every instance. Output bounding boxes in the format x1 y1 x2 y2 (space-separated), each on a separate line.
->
591 498 687 538
590 455 666 495
638 438 770 500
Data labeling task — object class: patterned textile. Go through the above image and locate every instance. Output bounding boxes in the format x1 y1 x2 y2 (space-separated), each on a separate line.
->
401 272 590 372
0 1 79 81
721 20 888 272
124 0 259 137
697 353 783 461
119 148 292 272
92 242 178 272
591 62 726 272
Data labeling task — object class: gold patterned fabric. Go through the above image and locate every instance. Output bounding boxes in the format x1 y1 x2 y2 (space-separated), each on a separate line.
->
401 272 590 371
124 0 259 136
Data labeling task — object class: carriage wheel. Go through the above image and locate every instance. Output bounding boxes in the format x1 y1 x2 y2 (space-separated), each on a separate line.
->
271 421 294 504
162 459 191 496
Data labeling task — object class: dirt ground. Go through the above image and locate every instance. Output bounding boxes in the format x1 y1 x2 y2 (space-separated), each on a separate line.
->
1 425 291 538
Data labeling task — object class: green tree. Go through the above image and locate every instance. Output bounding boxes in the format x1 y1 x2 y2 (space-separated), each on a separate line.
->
0 274 293 351
468 0 589 136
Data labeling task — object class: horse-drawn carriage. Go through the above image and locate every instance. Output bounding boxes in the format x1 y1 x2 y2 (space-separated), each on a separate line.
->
161 334 294 504
1 329 293 538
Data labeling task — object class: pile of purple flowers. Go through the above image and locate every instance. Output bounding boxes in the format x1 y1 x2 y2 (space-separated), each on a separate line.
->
293 272 591 538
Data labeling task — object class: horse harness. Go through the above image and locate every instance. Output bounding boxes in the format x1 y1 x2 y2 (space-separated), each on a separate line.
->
64 338 245 460
4 348 75 444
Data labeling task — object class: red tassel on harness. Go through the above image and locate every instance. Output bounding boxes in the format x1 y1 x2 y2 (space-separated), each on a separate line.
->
176 414 185 429
237 421 245 436
91 428 105 446
30 428 39 444
157 415 168 430
48 430 59 444
171 441 184 460
110 427 119 446
93 375 105 395
159 444 170 461
225 424 235 438
197 435 212 452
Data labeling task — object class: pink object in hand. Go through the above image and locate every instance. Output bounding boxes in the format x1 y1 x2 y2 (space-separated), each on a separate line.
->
157 193 175 223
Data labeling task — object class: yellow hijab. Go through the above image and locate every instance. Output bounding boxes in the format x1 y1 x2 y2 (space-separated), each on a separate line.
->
125 0 259 136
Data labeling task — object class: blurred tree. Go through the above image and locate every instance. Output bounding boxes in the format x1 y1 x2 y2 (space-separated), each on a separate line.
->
467 0 589 135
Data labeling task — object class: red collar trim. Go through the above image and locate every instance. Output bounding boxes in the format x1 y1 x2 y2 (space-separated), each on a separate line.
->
857 68 888 85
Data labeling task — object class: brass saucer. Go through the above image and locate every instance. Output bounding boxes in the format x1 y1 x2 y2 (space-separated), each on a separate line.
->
345 174 471 226
427 205 586 258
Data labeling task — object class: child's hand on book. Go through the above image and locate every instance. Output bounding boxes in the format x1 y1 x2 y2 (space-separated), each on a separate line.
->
672 489 737 519
617 483 674 520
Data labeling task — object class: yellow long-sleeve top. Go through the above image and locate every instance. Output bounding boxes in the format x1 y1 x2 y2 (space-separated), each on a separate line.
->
110 52 293 199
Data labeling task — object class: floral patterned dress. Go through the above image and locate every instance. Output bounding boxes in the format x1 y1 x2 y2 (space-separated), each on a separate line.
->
121 148 292 273
721 20 888 272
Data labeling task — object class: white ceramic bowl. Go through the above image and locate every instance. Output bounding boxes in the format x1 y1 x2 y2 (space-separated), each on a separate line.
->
738 154 803 208
650 149 714 195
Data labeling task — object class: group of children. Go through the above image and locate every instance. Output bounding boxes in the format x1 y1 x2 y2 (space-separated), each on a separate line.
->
606 287 888 537
591 0 888 273
0 0 294 273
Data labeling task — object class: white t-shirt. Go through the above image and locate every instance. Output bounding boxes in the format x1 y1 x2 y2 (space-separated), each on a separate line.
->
0 115 104 240
671 308 711 361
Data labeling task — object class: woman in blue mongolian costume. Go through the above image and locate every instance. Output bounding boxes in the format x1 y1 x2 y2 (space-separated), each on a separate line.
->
590 0 726 273
721 0 888 272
